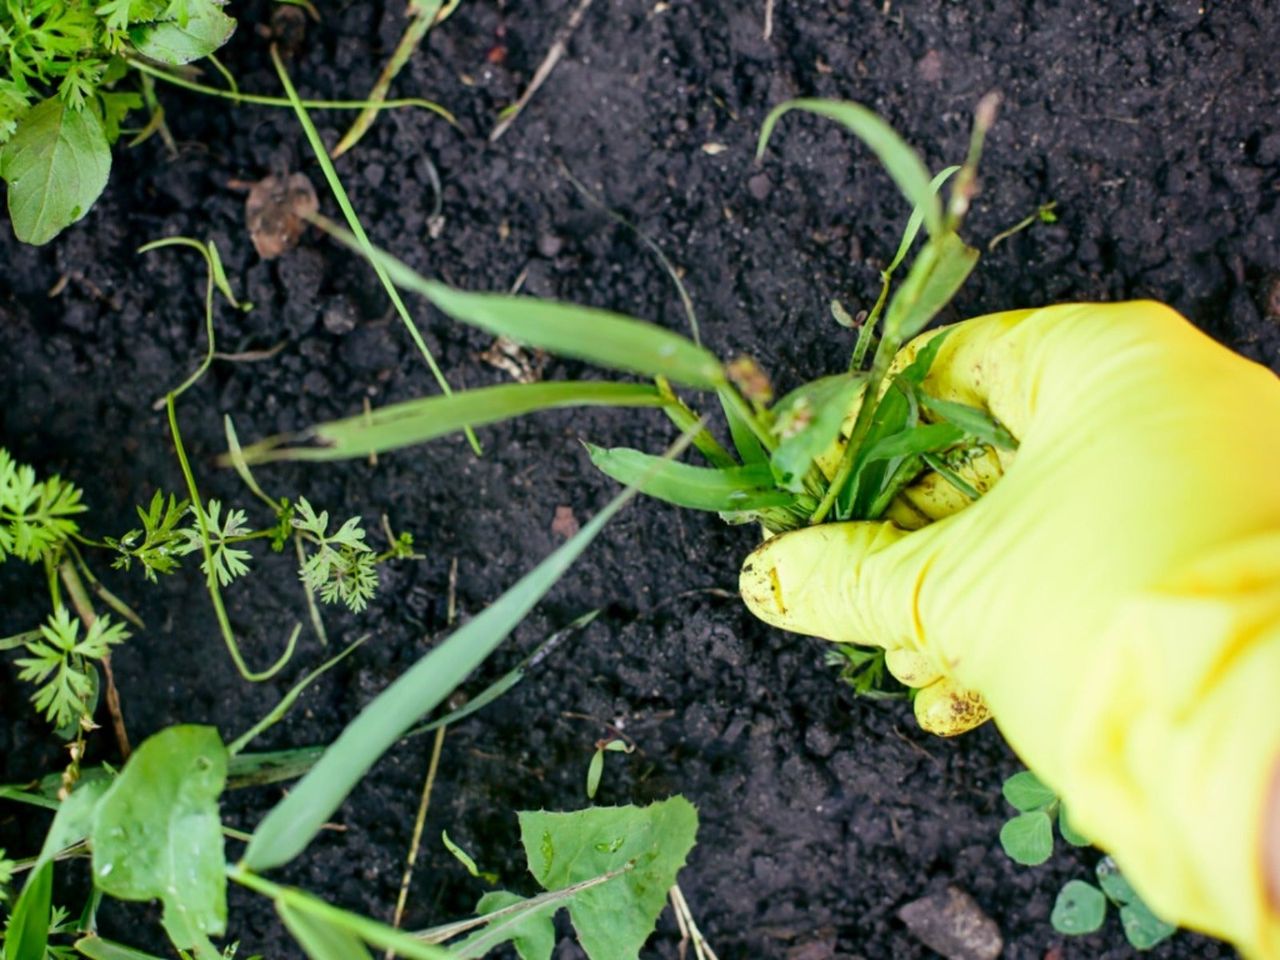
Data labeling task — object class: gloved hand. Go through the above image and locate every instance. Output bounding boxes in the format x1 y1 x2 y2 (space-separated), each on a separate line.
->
739 302 1280 958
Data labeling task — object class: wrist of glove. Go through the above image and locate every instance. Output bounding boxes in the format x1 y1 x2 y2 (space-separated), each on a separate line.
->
739 301 1280 958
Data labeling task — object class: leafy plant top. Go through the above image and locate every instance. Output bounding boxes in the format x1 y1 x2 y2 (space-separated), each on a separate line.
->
0 0 236 242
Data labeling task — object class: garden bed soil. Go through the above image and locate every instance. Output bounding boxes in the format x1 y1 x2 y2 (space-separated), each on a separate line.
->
3 1 1278 957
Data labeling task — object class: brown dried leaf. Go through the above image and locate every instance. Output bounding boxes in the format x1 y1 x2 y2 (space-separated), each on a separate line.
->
245 172 318 259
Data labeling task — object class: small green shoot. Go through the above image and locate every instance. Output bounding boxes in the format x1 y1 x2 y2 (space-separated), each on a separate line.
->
1051 858 1176 950
998 769 1087 866
442 832 499 885
585 739 633 800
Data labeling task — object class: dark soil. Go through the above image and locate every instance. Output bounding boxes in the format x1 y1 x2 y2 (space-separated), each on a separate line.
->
2 1 1278 957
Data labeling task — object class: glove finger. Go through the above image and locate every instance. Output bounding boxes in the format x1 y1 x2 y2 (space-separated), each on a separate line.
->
913 676 991 736
885 648 942 687
739 519 945 648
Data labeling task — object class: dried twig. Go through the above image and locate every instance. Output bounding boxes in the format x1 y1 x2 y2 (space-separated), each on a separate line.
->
490 0 597 142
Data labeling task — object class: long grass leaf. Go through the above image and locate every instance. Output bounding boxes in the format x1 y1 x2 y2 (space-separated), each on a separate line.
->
312 216 725 389
237 381 667 464
268 47 480 455
758 99 942 237
883 232 979 343
243 468 651 870
586 445 795 512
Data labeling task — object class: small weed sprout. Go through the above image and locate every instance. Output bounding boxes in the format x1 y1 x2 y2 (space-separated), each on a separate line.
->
999 769 1177 950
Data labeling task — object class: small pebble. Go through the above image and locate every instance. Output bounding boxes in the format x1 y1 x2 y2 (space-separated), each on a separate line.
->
748 173 772 200
898 886 1003 960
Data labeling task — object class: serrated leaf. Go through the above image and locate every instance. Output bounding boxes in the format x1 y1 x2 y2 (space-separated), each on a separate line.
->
1119 898 1176 950
1051 880 1107 936
129 1 236 65
1001 771 1056 812
587 445 795 513
1 97 110 245
90 725 227 953
998 810 1053 866
519 797 698 960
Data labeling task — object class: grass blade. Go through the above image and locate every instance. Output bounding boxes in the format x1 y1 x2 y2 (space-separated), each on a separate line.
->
586 444 796 512
243 443 666 870
883 232 979 343
758 99 942 238
313 216 725 389
269 46 480 455
236 381 667 464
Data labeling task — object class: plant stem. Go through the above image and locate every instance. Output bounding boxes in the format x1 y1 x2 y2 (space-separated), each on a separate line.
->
167 394 299 682
124 57 457 124
385 725 447 959
58 559 131 760
333 0 446 158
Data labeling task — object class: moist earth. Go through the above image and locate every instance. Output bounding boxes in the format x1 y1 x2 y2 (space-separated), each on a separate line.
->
2 1 1277 958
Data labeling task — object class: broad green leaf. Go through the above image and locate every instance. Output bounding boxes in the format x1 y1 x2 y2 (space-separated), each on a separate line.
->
758 99 942 238
243 382 666 463
998 810 1053 866
1051 880 1107 936
770 375 864 492
31 779 105 874
278 902 374 960
244 482 643 871
519 797 698 960
4 862 51 960
1095 856 1135 904
1058 804 1090 847
1 98 110 245
861 421 964 464
75 937 170 960
130 1 236 65
456 891 555 960
1119 899 1176 950
1001 771 1056 813
883 232 979 343
586 445 795 513
914 389 1018 450
90 725 227 953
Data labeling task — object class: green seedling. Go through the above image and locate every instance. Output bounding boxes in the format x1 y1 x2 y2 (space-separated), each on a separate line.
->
0 0 236 243
244 95 1012 697
586 738 634 800
1 434 698 960
998 769 1088 866
1051 858 1176 950
998 769 1178 950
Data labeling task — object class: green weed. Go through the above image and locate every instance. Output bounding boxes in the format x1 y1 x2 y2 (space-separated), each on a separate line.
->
999 769 1177 950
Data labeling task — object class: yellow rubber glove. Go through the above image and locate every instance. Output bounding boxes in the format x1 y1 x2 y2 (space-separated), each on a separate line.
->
739 301 1280 958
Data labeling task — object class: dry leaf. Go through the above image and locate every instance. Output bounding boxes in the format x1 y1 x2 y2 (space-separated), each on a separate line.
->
245 172 318 259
